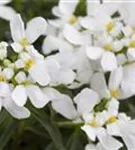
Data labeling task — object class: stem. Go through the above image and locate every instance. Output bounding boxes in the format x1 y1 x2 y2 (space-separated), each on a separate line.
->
57 121 83 128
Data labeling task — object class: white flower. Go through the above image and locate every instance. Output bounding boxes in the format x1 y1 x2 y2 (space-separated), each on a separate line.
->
81 98 123 150
10 14 47 50
90 67 123 100
82 126 122 150
0 0 16 21
0 82 30 119
107 113 135 150
50 0 79 28
18 47 51 86
11 71 49 108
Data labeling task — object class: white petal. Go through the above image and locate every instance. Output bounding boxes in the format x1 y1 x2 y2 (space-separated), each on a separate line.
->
120 120 135 150
101 52 117 72
107 98 119 116
26 85 49 108
58 69 76 85
97 129 123 150
29 62 50 86
127 48 135 61
11 85 27 107
63 24 83 45
80 17 98 31
0 0 11 5
0 82 11 97
109 67 123 91
0 6 16 21
107 122 121 137
3 98 30 119
15 72 27 84
59 0 79 16
43 87 62 100
81 125 97 141
26 17 47 44
74 88 99 115
91 72 110 99
42 35 60 54
87 0 100 16
52 95 77 120
2 68 14 80
15 59 25 69
10 14 25 42
85 143 105 150
52 6 62 17
116 54 127 66
11 42 23 53
121 64 135 98
86 46 104 60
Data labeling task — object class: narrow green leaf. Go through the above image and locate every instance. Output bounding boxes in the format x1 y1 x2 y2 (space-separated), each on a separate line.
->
30 107 66 150
0 112 18 150
66 129 86 150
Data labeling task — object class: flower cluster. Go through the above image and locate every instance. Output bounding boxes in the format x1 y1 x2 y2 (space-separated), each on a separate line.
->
1 0 135 149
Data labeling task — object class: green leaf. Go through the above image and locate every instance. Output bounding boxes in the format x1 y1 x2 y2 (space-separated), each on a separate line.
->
0 111 18 150
30 107 66 150
67 129 86 150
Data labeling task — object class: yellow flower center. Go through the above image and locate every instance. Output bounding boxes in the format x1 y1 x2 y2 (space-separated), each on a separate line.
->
111 90 119 99
106 116 117 124
0 74 6 82
106 22 114 32
20 38 29 47
89 120 98 127
69 16 78 24
25 58 35 70
104 44 113 51
129 41 135 48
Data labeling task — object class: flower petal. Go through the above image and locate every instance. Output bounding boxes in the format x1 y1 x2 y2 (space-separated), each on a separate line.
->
109 67 123 91
10 14 25 42
101 52 117 72
26 85 49 108
42 35 60 54
26 17 47 44
91 72 110 99
43 87 62 100
3 98 30 119
74 88 99 115
97 128 123 150
81 125 97 141
120 120 135 150
11 85 27 107
63 24 83 45
58 69 76 85
86 46 104 60
59 0 79 16
121 64 135 98
0 6 16 21
52 95 77 120
11 42 23 53
29 62 50 86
